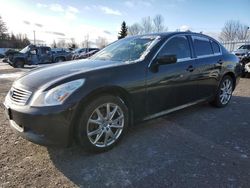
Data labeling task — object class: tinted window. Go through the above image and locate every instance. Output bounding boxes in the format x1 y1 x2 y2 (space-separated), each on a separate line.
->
211 41 220 54
41 48 50 54
239 45 250 50
158 36 191 59
192 36 213 56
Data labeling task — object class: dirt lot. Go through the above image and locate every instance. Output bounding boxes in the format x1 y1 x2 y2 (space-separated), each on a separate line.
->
0 62 250 188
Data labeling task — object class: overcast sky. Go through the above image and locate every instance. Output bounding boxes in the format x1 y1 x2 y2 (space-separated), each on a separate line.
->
0 0 249 45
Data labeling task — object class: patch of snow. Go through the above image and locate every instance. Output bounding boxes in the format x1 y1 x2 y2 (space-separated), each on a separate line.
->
0 72 23 79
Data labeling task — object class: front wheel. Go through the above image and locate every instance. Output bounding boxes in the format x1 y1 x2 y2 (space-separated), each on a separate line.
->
55 57 65 62
76 95 129 152
210 75 233 107
13 60 24 68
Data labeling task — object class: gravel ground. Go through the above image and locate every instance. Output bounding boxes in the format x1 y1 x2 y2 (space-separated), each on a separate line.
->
0 62 250 188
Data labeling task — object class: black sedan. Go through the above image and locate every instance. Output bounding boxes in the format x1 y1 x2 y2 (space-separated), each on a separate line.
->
3 32 241 152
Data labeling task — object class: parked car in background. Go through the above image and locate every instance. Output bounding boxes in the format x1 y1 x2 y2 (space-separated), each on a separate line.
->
233 44 250 59
2 49 20 63
240 51 250 77
0 48 8 58
72 48 99 60
3 32 241 152
74 49 100 60
8 45 72 68
51 48 71 54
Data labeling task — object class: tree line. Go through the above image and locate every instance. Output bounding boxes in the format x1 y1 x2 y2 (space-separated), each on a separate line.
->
0 16 31 48
118 15 249 42
219 20 249 41
117 14 167 39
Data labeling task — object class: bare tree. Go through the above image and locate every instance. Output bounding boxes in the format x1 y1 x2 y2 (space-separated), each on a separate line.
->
220 20 239 41
128 14 168 35
128 23 142 35
153 14 166 32
57 39 66 48
68 38 78 49
81 34 90 48
52 40 57 48
141 16 153 34
0 15 8 39
237 24 249 40
96 36 108 48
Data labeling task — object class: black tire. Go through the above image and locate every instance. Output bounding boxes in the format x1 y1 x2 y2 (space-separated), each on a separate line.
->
76 95 129 152
210 75 234 108
13 60 24 68
55 57 65 62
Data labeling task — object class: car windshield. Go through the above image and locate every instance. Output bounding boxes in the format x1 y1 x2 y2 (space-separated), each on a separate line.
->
91 36 159 62
239 45 250 50
19 46 30 53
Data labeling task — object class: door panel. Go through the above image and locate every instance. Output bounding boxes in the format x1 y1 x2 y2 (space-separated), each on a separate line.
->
146 35 198 115
191 36 222 100
147 59 197 115
194 56 222 100
39 48 52 64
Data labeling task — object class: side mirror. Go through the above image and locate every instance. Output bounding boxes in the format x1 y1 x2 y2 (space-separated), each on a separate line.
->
157 55 177 65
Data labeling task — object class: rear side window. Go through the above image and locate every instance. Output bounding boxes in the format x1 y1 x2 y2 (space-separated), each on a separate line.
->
158 36 191 59
211 41 220 54
192 36 213 56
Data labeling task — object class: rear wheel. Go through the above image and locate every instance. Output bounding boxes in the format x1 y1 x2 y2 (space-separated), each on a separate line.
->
76 95 129 152
210 75 233 107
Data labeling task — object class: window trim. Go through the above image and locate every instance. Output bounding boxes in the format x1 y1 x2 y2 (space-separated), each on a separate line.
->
148 33 222 68
210 40 221 56
191 35 214 58
156 35 192 61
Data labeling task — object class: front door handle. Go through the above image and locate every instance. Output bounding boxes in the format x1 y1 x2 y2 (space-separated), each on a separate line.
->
186 65 195 72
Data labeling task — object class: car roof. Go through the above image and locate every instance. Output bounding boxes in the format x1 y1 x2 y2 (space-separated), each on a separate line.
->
129 31 213 39
126 32 220 44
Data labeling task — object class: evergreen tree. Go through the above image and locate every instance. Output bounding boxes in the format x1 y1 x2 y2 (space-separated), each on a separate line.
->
118 21 128 39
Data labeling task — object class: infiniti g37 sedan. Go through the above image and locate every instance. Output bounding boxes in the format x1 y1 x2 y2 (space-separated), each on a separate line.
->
3 32 241 152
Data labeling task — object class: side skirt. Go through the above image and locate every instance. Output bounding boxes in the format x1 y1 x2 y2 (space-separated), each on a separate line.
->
142 98 208 121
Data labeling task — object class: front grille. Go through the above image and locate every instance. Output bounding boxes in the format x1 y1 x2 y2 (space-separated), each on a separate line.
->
9 87 32 105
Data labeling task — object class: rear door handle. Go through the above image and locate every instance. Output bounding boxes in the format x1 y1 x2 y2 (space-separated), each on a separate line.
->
186 65 195 72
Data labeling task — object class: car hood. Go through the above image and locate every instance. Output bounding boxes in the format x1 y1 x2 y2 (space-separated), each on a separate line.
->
14 59 121 91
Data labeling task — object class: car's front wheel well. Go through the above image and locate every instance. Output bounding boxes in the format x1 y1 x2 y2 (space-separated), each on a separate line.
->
70 87 134 144
223 72 236 90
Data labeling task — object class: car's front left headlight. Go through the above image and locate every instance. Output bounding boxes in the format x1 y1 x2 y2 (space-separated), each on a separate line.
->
30 79 85 107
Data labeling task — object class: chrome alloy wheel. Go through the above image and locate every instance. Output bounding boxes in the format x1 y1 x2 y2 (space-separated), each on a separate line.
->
219 78 233 105
87 103 124 148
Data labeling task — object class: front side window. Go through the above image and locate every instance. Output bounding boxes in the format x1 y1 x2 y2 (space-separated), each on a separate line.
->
158 36 191 60
192 36 213 56
92 36 159 62
30 49 37 55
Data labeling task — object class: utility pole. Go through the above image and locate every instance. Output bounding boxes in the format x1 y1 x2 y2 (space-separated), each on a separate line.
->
33 30 36 45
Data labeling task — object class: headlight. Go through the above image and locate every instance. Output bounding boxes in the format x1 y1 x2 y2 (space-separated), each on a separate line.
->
30 79 85 107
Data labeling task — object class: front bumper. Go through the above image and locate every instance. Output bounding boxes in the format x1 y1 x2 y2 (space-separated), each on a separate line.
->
3 98 76 147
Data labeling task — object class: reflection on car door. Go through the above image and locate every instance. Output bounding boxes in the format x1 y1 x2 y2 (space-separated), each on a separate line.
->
146 35 198 116
191 36 222 100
